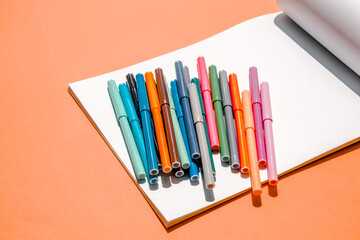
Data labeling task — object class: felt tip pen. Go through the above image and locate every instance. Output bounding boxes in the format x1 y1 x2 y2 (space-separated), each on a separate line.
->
209 65 230 162
119 83 158 184
136 73 159 175
249 67 267 166
219 70 240 169
165 80 190 169
260 82 278 185
175 61 201 161
229 73 250 174
145 72 172 173
191 78 216 176
155 68 181 169
196 57 220 150
170 80 199 181
107 80 146 180
188 82 215 189
242 90 262 195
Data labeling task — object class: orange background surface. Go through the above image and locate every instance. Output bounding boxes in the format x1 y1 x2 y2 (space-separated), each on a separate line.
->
1 0 360 239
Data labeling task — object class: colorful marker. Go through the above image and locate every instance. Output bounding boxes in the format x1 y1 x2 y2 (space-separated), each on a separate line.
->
229 74 250 173
249 67 267 166
136 74 159 175
209 65 230 162
197 57 220 150
260 82 278 185
242 90 262 195
191 78 216 176
188 82 215 189
219 70 240 169
107 80 146 180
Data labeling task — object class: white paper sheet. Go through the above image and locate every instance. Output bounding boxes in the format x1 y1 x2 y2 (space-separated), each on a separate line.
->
69 12 360 227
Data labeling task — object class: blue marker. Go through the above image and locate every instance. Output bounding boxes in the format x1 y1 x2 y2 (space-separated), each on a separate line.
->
136 74 159 176
175 61 201 161
171 80 199 181
119 83 158 184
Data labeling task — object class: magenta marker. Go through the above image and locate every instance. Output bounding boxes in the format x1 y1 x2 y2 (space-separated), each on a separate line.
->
249 67 267 166
260 82 278 185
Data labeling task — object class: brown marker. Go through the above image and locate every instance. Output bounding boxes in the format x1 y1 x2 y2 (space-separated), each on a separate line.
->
155 68 181 169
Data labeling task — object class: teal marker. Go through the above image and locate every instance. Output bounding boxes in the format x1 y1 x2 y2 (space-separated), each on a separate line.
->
119 83 158 184
209 65 230 162
165 80 190 169
107 80 146 180
191 78 216 175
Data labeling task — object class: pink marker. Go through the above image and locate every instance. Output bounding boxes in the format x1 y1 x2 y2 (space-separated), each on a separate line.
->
260 82 278 185
249 67 267 166
197 56 220 150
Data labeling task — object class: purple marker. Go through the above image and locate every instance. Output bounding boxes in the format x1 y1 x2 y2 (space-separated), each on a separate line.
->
249 67 267 166
261 82 278 185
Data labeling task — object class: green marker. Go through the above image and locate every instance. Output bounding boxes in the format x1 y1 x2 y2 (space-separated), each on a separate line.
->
107 80 146 179
165 80 190 169
209 66 230 162
191 78 216 175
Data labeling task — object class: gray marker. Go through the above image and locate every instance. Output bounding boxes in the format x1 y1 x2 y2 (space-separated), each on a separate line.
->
188 83 215 189
183 66 191 87
219 70 240 169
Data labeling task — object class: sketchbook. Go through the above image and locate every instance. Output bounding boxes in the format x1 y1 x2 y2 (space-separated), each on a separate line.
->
69 0 360 228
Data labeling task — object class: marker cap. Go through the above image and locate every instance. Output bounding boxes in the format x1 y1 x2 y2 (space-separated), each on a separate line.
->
249 66 261 104
260 82 273 121
165 81 176 111
242 90 255 129
136 74 150 112
229 73 243 112
126 74 139 111
170 80 184 118
175 61 189 99
218 70 232 108
107 80 127 120
191 78 206 116
145 72 161 110
197 56 211 92
209 65 222 102
155 68 169 106
183 66 191 87
119 83 139 123
188 83 203 124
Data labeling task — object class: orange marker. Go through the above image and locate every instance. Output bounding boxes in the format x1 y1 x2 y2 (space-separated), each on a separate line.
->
242 90 262 195
145 72 172 173
229 74 250 174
